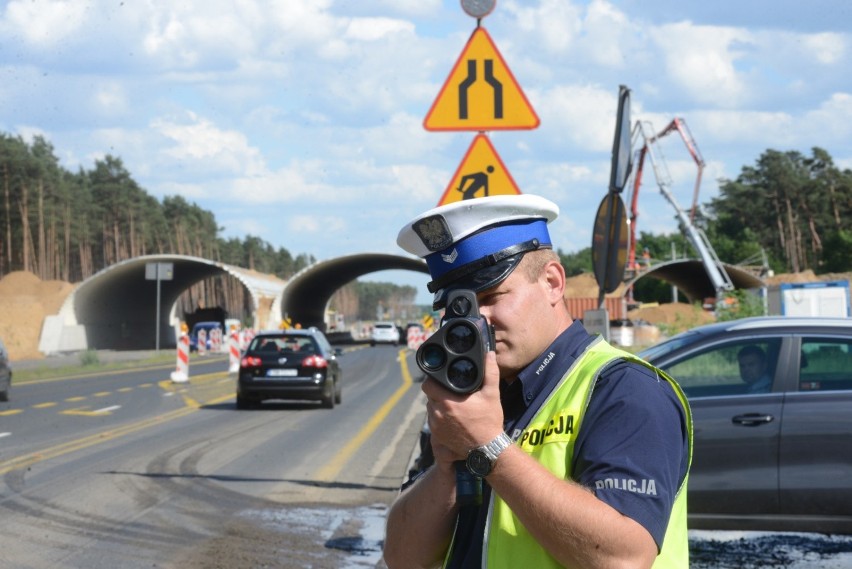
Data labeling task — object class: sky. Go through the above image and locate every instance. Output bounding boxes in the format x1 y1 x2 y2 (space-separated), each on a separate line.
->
1 0 851 304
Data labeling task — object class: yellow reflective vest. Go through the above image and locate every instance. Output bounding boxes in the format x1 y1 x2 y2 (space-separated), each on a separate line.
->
446 337 693 569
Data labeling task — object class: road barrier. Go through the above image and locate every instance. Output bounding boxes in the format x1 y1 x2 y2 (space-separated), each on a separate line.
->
407 327 428 350
210 327 222 353
197 328 207 356
228 331 240 373
171 334 190 382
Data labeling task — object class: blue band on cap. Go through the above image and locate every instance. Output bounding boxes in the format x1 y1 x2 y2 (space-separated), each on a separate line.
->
424 219 551 281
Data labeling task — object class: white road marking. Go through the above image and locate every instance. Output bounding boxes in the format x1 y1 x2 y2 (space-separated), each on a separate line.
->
0 432 11 439
95 405 121 414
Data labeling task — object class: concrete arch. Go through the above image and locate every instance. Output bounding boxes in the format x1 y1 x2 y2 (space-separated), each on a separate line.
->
279 253 429 330
626 259 766 303
40 254 285 353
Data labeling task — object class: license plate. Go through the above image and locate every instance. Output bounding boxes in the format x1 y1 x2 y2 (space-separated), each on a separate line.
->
267 368 298 377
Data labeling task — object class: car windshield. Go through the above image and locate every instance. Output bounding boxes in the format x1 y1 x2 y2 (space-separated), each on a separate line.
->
376 324 393 330
638 330 701 361
250 336 316 353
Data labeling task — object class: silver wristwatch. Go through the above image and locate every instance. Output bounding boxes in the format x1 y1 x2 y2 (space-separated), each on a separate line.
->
466 432 513 477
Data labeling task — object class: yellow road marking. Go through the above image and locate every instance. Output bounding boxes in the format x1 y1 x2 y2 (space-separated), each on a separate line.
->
315 348 413 482
65 396 86 402
33 402 58 409
0 372 235 475
118 387 133 393
0 406 197 475
93 391 111 397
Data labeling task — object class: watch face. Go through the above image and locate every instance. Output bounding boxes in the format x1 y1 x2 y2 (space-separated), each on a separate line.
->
467 450 492 477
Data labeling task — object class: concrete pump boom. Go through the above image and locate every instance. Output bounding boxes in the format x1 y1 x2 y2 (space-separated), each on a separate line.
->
628 119 734 302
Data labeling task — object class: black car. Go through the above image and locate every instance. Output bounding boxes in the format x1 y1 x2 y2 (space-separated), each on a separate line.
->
0 336 10 402
639 316 852 534
236 328 342 409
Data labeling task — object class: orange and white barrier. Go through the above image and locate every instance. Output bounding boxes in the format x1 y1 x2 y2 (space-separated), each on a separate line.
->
228 330 241 373
171 333 190 382
197 328 207 356
407 327 429 350
210 327 222 353
239 328 255 351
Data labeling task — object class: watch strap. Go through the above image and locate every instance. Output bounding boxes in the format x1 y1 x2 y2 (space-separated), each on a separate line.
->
478 432 513 462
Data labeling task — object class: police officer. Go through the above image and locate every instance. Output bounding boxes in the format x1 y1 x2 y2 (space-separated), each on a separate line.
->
383 195 692 569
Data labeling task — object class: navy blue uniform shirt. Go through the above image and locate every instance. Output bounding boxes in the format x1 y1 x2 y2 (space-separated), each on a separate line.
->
441 320 689 569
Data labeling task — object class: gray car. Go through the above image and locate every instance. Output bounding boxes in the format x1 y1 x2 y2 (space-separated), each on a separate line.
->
0 336 11 402
640 316 852 534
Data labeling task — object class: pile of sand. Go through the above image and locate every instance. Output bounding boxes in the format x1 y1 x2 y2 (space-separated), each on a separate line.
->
628 302 715 328
0 271 75 361
565 272 627 298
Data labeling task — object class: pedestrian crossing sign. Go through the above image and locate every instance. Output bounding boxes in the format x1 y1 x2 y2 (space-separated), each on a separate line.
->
424 27 539 131
437 134 522 206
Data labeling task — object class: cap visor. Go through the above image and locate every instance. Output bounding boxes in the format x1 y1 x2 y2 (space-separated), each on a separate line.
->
431 253 524 310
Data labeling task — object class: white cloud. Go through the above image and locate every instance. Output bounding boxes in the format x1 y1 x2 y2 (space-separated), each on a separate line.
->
803 93 852 140
152 113 267 177
3 0 88 47
581 0 633 67
504 0 583 54
344 17 414 41
802 32 847 65
653 22 752 107
536 84 619 151
289 214 347 234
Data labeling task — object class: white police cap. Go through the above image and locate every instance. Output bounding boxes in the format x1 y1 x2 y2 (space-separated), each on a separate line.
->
397 195 559 309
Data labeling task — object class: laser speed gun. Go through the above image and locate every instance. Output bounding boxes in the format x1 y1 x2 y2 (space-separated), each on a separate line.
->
416 289 495 394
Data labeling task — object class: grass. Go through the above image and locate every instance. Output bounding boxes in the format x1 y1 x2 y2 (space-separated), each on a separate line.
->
11 351 181 384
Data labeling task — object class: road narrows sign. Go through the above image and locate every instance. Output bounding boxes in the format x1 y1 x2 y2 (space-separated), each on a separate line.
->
424 27 539 131
437 134 522 205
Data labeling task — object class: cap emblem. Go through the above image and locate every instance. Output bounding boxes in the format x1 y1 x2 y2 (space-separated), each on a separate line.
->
413 215 453 252
441 249 458 264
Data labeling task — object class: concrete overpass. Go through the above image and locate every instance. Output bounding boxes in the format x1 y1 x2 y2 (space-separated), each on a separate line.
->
36 251 762 354
39 253 428 354
280 253 429 329
625 259 766 303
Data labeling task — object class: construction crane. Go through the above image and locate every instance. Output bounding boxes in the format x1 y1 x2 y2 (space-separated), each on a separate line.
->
626 118 734 301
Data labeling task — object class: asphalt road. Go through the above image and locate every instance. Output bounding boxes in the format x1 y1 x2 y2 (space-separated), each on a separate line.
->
0 345 424 568
2 346 851 568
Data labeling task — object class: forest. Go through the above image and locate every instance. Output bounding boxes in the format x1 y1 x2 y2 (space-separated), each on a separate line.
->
0 132 419 322
2 132 850 316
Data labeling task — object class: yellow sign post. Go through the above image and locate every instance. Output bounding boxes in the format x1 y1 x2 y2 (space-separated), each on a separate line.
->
424 27 539 131
437 133 521 205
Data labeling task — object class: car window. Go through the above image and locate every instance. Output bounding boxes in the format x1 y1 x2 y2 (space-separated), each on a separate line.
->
315 333 332 353
638 330 701 361
799 337 852 392
661 338 782 398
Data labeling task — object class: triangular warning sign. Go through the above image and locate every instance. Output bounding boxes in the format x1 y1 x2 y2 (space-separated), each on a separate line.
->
437 134 523 205
424 27 539 132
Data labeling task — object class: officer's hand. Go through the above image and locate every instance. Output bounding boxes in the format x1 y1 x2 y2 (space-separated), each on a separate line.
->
422 351 503 464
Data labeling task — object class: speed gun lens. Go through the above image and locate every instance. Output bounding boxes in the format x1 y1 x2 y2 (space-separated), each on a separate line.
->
420 344 446 370
447 358 478 391
446 323 476 353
